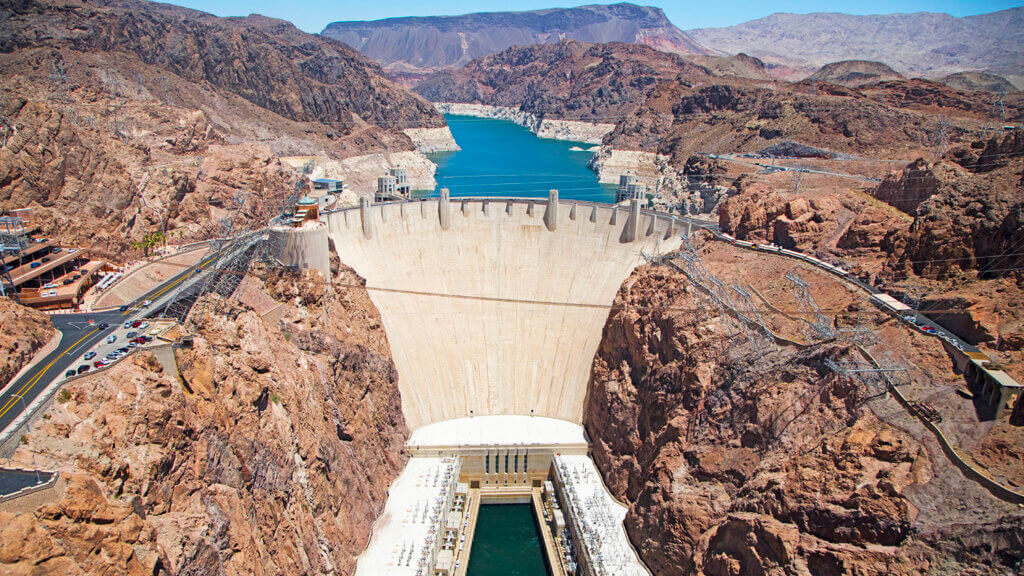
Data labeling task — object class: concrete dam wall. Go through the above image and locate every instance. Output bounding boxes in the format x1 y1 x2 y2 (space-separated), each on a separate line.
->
325 193 682 430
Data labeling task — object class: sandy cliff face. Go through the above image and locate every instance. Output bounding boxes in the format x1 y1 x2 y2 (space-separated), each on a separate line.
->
0 0 444 259
0 299 55 388
584 244 1024 575
0 266 407 575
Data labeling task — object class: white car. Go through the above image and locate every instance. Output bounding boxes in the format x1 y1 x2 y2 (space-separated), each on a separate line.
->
123 321 131 329
42 282 57 289
107 334 117 344
142 299 152 307
139 322 150 329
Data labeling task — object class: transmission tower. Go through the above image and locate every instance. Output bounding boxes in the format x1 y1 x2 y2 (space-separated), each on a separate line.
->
824 356 907 397
0 217 25 303
784 271 836 341
789 171 803 195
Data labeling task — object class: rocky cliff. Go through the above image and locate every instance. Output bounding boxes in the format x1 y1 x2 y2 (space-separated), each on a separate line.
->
585 242 1024 575
0 299 55 389
415 40 711 123
0 0 444 259
605 75 1021 164
323 3 709 75
0 266 408 575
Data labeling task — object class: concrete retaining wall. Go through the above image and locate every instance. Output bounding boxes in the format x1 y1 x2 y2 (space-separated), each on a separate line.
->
268 222 330 281
0 472 63 514
326 195 682 429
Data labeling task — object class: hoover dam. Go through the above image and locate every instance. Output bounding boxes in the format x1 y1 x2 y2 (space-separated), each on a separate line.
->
276 190 694 575
325 192 682 429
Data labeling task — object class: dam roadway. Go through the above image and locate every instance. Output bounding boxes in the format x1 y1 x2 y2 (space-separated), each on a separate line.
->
321 192 691 430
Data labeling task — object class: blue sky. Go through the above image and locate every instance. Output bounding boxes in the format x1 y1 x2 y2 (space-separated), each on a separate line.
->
169 0 1021 33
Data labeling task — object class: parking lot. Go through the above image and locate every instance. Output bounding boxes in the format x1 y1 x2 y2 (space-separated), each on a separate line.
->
57 315 173 382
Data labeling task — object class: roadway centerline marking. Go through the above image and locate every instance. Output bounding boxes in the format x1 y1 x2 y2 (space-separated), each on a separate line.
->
0 327 100 421
120 254 219 316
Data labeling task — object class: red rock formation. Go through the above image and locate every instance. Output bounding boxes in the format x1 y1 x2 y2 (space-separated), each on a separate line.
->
0 299 55 389
585 259 1024 575
2 266 407 574
0 0 443 259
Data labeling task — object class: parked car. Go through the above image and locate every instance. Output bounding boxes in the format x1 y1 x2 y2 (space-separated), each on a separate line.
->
30 261 41 268
62 278 73 285
83 351 96 361
126 331 137 339
93 360 106 368
51 246 62 253
117 347 130 354
77 365 90 374
107 334 117 344
41 256 50 263
131 320 142 328
65 369 77 378
123 321 131 329
42 282 57 289
139 322 150 330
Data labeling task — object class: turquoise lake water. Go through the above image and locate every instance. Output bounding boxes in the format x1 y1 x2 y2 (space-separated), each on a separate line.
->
466 504 551 576
423 115 616 202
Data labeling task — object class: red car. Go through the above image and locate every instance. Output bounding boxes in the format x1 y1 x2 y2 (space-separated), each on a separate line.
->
131 320 143 328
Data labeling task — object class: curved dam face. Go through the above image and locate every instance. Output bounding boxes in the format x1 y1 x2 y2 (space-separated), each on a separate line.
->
325 194 681 430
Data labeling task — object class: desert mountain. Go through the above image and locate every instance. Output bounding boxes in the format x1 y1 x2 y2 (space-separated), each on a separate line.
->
941 72 1018 94
322 3 710 75
0 0 443 256
414 40 711 122
688 8 1024 84
805 60 904 88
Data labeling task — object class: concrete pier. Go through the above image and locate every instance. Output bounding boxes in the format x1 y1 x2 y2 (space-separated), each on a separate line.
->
267 222 330 280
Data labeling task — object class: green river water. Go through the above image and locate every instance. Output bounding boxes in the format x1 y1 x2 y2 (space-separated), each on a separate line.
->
423 114 616 202
466 504 551 576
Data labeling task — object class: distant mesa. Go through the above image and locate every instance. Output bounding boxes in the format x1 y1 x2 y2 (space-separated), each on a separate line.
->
690 52 774 81
940 72 1017 94
322 3 711 74
804 60 904 88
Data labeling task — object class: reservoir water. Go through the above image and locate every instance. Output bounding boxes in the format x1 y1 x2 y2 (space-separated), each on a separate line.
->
467 504 551 576
425 115 616 202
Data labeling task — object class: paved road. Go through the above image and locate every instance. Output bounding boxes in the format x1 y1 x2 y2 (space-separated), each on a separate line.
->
708 154 882 183
0 248 224 436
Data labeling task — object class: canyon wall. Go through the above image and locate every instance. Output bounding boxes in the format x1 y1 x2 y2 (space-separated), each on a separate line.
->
584 241 1024 575
0 0 445 258
0 299 55 388
0 267 407 575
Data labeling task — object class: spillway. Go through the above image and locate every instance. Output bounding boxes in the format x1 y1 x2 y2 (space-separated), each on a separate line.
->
324 192 682 430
